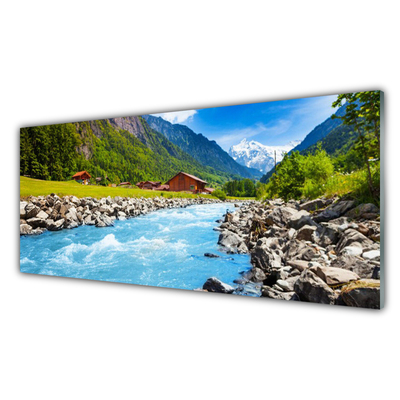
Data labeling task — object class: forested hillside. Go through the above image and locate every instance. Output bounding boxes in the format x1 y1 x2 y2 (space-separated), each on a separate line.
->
20 117 238 186
143 115 262 178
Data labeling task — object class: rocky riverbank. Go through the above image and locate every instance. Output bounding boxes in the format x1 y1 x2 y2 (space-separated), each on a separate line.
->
20 194 228 235
204 198 381 309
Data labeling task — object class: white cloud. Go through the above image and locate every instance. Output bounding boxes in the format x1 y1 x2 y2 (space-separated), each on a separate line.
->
150 110 197 124
216 119 292 150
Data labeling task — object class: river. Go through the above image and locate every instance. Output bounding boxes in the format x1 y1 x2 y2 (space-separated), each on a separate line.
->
20 202 259 295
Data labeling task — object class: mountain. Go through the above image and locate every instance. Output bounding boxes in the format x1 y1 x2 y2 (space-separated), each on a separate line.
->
20 116 237 185
260 104 348 183
229 138 301 174
142 115 262 179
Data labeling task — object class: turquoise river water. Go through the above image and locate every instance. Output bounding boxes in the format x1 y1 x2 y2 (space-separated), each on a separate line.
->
20 203 258 295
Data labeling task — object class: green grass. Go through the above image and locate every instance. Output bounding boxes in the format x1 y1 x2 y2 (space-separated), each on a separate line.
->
20 176 216 200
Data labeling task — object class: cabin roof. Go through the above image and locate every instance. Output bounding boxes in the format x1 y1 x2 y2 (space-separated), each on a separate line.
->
204 187 215 192
157 184 170 190
167 171 207 184
72 171 91 178
118 182 131 185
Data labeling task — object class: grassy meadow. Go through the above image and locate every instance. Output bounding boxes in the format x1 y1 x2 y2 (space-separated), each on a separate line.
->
20 177 219 200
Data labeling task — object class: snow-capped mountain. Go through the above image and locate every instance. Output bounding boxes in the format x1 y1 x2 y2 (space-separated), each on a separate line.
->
228 138 301 174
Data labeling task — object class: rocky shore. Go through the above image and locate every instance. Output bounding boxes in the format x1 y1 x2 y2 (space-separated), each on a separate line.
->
205 198 381 309
20 194 225 235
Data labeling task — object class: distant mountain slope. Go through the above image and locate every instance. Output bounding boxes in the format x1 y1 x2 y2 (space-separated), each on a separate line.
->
260 104 348 183
142 115 262 179
20 116 236 186
229 138 300 173
290 103 347 153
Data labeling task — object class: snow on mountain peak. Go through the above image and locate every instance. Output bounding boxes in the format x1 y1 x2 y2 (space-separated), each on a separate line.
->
228 139 301 174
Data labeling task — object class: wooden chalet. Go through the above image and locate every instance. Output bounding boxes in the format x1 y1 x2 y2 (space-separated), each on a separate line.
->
137 181 162 190
118 182 132 187
166 172 207 193
72 171 91 184
156 184 170 191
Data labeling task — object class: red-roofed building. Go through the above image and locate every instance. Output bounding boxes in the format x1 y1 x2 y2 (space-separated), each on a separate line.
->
166 172 207 193
72 171 91 184
203 187 215 194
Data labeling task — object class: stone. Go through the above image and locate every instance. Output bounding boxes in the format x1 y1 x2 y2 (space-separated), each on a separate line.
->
336 229 376 254
288 210 316 230
310 265 359 286
294 269 337 304
296 225 317 241
362 250 380 260
36 210 49 220
275 279 292 292
286 260 310 272
261 286 299 301
25 203 40 219
265 206 298 228
342 246 363 257
20 223 32 235
316 223 341 247
20 201 28 219
26 217 47 228
341 280 380 309
218 230 245 253
203 277 234 294
345 203 379 219
204 253 220 258
45 218 65 231
299 198 329 212
251 237 282 272
330 255 376 279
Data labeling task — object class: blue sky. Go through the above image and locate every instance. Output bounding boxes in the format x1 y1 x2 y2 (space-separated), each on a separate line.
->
151 94 340 151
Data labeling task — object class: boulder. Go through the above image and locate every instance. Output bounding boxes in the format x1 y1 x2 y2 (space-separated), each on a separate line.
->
45 218 65 231
203 277 234 294
20 223 32 235
330 255 376 279
265 206 298 228
251 238 282 272
341 280 380 309
26 217 47 228
286 260 310 272
362 250 380 260
20 201 28 219
288 210 316 230
345 203 379 219
25 203 40 219
309 265 359 286
36 210 49 220
218 230 245 253
336 229 376 254
313 200 356 223
296 225 317 241
261 286 299 301
315 223 341 247
342 246 363 257
294 269 337 304
299 198 330 212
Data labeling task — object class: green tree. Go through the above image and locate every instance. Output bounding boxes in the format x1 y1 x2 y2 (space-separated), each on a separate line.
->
332 91 381 199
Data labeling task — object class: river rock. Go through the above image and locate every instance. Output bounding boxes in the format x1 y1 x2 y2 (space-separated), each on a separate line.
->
26 217 47 228
310 265 359 286
299 198 330 212
265 206 298 227
25 203 40 219
336 229 375 254
204 253 220 258
330 255 376 279
20 201 28 218
345 203 379 220
342 246 363 257
251 237 282 272
36 210 49 220
288 210 316 230
45 218 65 231
286 260 310 272
203 277 234 294
296 225 317 241
20 223 33 235
218 230 246 253
294 269 337 304
262 286 299 301
362 250 380 260
341 280 380 309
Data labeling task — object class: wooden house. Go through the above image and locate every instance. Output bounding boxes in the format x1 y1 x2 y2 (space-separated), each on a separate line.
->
156 184 170 191
72 171 91 184
118 182 132 187
166 172 207 193
141 181 161 190
203 187 215 194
